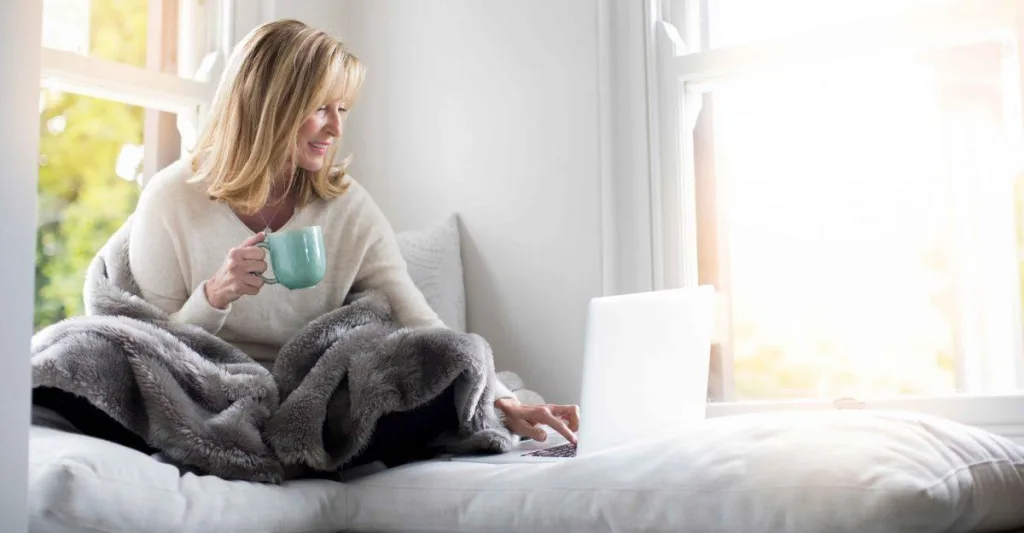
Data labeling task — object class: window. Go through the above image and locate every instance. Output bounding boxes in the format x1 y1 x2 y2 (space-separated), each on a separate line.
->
700 0 956 49
35 0 226 330
650 0 1024 422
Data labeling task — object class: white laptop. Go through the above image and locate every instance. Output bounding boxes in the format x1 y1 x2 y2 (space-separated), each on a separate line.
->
449 285 716 464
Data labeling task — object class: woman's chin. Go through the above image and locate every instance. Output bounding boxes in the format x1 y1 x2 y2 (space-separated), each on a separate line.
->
297 156 326 172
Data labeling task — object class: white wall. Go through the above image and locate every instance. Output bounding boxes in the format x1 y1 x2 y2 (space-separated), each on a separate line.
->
234 0 655 404
1 1 42 530
234 0 349 42
334 1 606 404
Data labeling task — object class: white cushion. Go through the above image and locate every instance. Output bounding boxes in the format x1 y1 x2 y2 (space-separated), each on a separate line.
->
28 425 348 533
344 410 1024 533
29 407 1024 532
395 214 467 332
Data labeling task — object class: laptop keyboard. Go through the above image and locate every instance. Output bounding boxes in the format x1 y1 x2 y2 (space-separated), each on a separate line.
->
522 442 577 458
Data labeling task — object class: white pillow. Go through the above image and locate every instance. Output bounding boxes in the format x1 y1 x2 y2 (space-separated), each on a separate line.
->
395 214 467 332
29 425 349 533
344 409 1024 533
27 408 1024 532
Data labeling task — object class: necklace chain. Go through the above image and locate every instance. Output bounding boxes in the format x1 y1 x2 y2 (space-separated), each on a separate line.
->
257 179 295 234
258 200 285 234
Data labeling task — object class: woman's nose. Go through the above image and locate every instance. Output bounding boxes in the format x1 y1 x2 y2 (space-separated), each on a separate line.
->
325 111 342 137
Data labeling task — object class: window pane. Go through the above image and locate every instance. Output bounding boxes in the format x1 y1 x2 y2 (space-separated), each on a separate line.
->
35 90 175 331
42 0 149 68
704 42 1023 400
707 0 953 49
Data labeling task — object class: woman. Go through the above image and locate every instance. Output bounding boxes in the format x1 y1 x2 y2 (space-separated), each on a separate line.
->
128 19 578 465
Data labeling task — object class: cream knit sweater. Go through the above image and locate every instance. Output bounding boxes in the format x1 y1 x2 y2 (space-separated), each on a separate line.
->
128 159 512 401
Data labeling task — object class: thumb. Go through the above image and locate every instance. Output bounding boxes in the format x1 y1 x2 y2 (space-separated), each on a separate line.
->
521 423 547 442
240 231 266 247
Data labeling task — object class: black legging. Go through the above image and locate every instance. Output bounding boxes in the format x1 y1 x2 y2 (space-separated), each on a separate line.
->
347 383 459 468
33 387 157 454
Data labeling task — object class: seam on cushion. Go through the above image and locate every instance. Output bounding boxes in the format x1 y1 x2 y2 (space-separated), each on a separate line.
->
39 459 1024 497
350 527 737 533
349 483 936 494
355 526 758 533
353 460 1024 495
922 458 1024 491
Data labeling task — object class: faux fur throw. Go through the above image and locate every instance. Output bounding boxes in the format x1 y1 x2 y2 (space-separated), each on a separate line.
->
30 219 516 483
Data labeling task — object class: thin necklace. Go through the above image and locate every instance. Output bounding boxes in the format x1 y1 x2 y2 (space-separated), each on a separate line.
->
259 171 297 234
258 199 285 235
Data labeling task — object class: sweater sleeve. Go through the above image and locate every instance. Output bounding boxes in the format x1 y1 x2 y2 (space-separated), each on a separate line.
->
351 197 445 330
128 182 230 334
493 377 516 402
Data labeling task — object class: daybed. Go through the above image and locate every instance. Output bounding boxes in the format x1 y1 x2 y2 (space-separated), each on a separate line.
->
28 216 1024 533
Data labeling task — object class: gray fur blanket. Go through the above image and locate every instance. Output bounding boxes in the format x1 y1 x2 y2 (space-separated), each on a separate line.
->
30 220 515 483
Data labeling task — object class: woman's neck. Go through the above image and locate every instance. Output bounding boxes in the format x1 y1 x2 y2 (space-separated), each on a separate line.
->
229 170 299 233
268 166 296 204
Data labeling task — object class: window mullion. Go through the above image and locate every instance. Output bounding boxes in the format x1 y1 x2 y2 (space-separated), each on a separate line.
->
144 0 183 182
652 19 699 290
1015 0 1024 391
40 48 210 114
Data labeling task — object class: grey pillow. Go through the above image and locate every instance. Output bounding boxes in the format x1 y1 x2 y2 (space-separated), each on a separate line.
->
395 214 467 332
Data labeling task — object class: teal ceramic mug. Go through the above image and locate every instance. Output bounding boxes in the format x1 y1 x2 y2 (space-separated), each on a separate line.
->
256 225 326 290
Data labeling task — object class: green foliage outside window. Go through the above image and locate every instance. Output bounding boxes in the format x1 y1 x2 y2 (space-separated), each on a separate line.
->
35 0 147 330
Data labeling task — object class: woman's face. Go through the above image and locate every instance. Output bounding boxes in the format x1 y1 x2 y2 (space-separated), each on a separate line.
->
294 99 347 171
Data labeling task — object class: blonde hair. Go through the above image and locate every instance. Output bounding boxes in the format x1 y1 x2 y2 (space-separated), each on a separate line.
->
190 19 366 214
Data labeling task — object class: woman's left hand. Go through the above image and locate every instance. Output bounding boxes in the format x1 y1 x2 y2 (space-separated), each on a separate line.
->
495 398 580 444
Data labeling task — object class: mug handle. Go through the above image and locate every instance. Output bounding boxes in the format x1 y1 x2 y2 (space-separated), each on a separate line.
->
255 242 278 285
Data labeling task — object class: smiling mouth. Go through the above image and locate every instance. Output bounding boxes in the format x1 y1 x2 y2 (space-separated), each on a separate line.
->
309 142 330 155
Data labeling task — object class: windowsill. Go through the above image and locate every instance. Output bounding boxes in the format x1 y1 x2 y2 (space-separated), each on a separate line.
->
705 393 1024 439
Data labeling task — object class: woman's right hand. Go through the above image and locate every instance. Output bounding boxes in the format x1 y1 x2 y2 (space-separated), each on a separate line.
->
204 232 268 309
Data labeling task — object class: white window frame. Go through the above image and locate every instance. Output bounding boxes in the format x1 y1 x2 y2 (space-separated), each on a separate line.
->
39 0 231 183
645 0 1024 435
